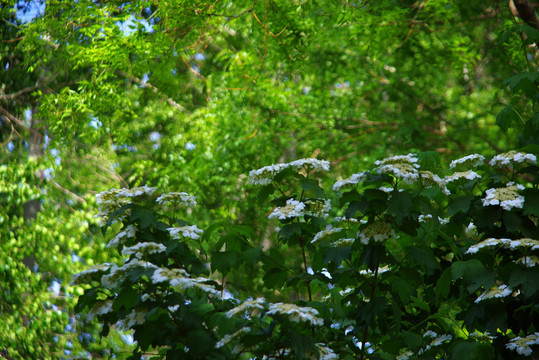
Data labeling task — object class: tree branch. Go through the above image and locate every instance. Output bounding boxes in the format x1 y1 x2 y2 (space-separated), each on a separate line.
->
114 70 189 113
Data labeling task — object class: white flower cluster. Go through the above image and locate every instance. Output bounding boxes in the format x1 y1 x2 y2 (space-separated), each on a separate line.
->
248 158 330 186
95 186 156 224
333 172 367 192
482 183 525 211
333 216 360 224
122 242 167 258
226 297 266 318
107 224 137 248
156 192 197 207
358 221 395 245
465 238 511 254
332 238 355 247
266 302 324 326
215 327 252 354
315 344 338 360
288 158 330 172
268 198 306 220
466 237 539 254
515 256 539 268
167 225 203 240
419 171 450 194
444 170 481 183
490 151 537 167
418 214 449 225
375 163 420 184
304 199 332 218
101 259 158 289
418 330 452 355
311 227 344 243
86 299 114 321
396 350 414 360
116 308 148 330
151 267 221 298
359 265 390 277
475 284 513 303
374 153 419 166
71 263 117 285
449 154 485 169
506 332 539 356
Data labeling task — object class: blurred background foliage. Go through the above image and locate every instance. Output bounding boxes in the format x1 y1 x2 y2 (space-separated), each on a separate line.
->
1 0 538 358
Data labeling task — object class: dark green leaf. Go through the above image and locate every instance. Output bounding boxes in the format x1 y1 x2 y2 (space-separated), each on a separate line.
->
387 191 413 225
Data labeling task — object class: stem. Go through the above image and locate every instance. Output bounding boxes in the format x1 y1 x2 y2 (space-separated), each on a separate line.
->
300 236 313 302
360 259 380 360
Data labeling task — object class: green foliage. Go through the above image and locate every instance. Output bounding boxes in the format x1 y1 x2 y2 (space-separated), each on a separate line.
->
74 151 539 359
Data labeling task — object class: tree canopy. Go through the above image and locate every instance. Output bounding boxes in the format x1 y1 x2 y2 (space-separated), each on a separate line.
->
1 0 539 359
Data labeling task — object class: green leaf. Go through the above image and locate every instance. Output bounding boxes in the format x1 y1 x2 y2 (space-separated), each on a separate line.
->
451 341 495 360
387 191 413 225
435 268 452 300
509 267 539 297
523 188 539 217
113 287 139 311
497 105 522 131
392 277 414 303
241 247 263 266
211 251 240 274
503 72 539 97
417 151 440 170
447 195 474 216
130 207 156 229
409 246 440 273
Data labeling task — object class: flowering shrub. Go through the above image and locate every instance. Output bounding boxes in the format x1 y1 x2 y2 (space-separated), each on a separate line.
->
73 152 539 359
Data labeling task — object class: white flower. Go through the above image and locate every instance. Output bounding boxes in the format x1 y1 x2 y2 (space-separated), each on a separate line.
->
482 183 525 211
107 224 137 248
358 221 395 244
444 170 481 183
248 163 290 186
506 332 539 356
375 163 419 184
508 238 539 251
167 225 203 240
305 199 332 218
333 216 360 224
101 259 157 289
465 238 512 254
151 267 189 284
248 158 330 186
333 172 367 192
216 327 252 354
116 308 148 330
490 151 537 167
419 171 449 194
418 332 452 354
156 192 197 207
374 153 419 166
396 350 414 360
312 227 344 243
122 242 167 258
514 256 539 267
332 238 355 247
288 158 330 172
465 222 477 237
359 265 390 276
226 298 266 318
450 154 485 169
150 268 221 298
87 299 114 321
315 344 338 360
266 303 324 326
475 284 513 303
71 263 117 285
268 198 306 220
